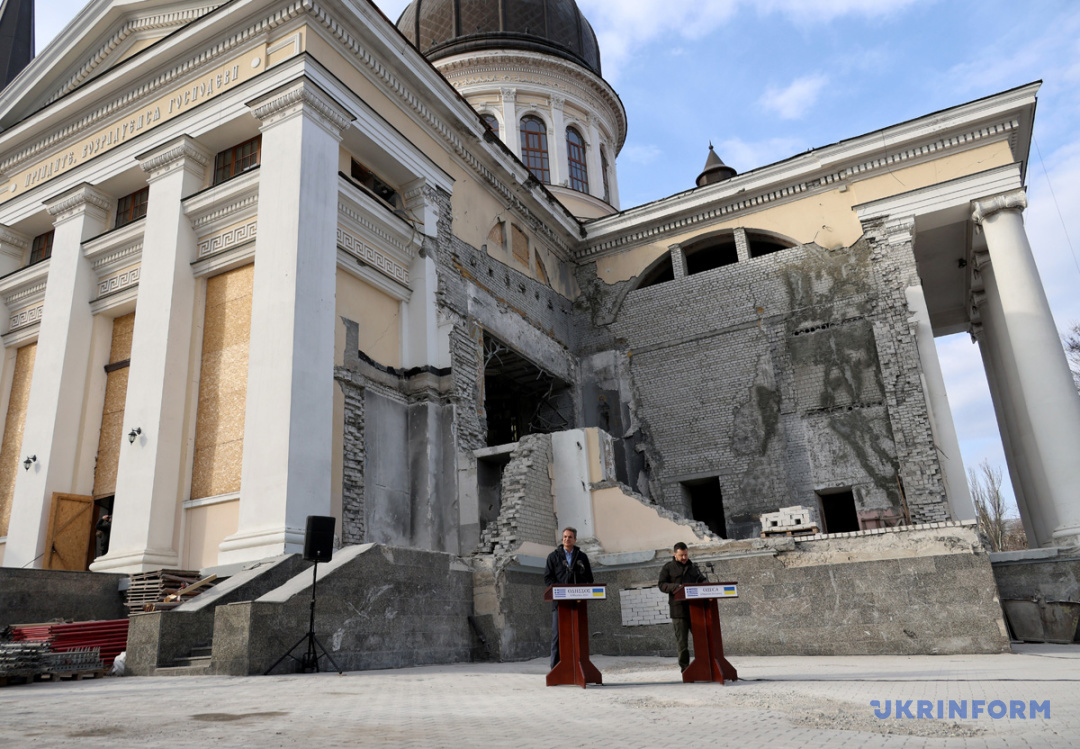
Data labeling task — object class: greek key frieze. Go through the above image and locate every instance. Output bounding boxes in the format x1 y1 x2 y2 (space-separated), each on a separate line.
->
8 303 43 332
197 220 257 259
337 228 410 286
97 266 141 299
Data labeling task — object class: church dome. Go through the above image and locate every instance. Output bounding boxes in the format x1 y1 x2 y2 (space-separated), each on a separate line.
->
397 0 602 77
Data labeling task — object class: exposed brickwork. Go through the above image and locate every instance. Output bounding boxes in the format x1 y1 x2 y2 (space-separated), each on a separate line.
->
479 434 557 554
619 585 670 627
337 369 366 544
576 233 952 537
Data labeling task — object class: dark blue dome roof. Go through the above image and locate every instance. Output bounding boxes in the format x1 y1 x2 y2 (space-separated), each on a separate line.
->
397 0 602 77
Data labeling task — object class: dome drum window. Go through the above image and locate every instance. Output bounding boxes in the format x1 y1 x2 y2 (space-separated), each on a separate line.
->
566 127 588 193
520 116 550 184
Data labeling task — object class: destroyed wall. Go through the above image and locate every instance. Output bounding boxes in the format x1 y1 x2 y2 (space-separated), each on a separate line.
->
576 228 950 537
334 351 459 554
426 188 586 551
479 434 557 554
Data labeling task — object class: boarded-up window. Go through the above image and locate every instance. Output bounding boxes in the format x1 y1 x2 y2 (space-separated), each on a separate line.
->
191 264 253 499
93 313 134 497
487 221 506 252
535 252 550 286
511 224 529 267
0 343 36 535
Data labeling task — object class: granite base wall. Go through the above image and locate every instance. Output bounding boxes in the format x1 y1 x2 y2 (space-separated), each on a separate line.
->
0 568 126 628
211 545 474 675
488 525 1010 658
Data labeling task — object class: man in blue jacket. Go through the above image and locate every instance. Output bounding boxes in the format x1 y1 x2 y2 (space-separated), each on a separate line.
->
543 527 594 668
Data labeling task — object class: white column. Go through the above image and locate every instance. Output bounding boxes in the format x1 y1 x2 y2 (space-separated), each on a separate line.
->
500 88 519 158
91 137 211 573
550 96 566 188
971 317 1039 543
4 184 109 568
585 115 604 200
973 190 1080 546
218 79 354 563
401 183 443 371
905 284 974 520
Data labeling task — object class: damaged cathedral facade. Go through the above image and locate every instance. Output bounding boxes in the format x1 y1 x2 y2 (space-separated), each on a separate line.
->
2 0 1080 663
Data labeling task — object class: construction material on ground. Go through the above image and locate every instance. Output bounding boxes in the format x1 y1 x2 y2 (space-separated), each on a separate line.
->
9 619 128 668
125 570 214 612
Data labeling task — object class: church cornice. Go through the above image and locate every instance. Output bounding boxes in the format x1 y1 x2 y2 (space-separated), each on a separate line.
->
0 0 310 178
580 117 1021 260
0 0 583 259
44 4 224 107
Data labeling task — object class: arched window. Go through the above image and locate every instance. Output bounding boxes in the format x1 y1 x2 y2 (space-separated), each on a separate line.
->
600 145 611 202
520 116 550 184
566 127 589 193
482 113 499 138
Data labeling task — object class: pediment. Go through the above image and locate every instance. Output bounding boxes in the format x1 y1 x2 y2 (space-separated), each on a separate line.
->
0 0 221 128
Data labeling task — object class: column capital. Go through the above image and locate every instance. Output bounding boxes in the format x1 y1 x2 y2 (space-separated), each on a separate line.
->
500 87 517 103
248 78 354 138
44 183 111 223
137 135 212 181
0 224 30 260
550 95 565 112
972 189 1027 226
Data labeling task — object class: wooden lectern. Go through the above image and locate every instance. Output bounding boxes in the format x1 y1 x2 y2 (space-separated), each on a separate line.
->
544 584 606 688
674 582 739 684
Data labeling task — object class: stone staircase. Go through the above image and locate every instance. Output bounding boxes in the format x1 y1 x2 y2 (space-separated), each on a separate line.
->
154 645 212 676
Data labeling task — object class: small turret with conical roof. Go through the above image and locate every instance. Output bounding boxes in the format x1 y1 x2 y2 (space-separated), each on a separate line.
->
696 143 737 187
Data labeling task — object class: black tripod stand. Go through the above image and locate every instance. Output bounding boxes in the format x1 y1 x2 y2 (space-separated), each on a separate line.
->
264 561 342 674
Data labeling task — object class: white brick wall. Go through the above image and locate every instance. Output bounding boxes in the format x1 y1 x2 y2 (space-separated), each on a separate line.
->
619 586 670 627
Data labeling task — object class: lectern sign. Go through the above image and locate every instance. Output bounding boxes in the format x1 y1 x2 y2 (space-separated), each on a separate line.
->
682 583 738 600
552 586 607 600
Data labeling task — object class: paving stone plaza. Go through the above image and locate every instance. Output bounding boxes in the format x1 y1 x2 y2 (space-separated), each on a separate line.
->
2 647 1077 748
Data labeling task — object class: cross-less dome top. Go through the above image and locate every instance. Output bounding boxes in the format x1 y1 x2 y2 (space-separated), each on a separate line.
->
397 0 602 77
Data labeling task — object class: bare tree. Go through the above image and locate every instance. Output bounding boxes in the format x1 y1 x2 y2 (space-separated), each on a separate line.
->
969 459 1009 551
1064 322 1080 391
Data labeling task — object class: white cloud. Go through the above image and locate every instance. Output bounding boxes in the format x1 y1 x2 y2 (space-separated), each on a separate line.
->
759 74 829 120
578 0 928 82
619 143 664 165
712 136 805 172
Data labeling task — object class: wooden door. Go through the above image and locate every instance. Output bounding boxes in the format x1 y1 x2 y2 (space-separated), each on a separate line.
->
43 493 95 570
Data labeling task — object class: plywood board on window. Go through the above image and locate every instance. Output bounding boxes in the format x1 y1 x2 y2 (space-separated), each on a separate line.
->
0 342 36 535
191 265 252 500
109 312 135 363
511 224 529 267
93 314 134 497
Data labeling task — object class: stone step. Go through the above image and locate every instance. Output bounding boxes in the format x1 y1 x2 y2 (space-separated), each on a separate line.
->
189 645 213 659
154 660 212 676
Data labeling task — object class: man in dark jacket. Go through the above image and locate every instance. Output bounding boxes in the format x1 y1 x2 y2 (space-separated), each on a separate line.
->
543 527 593 669
657 541 707 672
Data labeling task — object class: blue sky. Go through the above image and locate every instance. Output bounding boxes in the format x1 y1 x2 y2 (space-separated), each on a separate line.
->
36 1 1080 515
